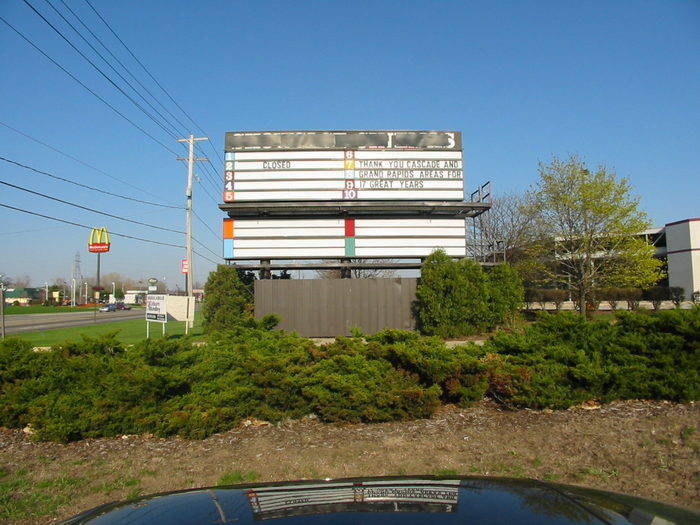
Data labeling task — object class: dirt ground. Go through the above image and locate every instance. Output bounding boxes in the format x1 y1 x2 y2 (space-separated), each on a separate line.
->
1 400 698 524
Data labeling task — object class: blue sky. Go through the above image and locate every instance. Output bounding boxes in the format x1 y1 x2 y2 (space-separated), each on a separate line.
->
1 0 698 286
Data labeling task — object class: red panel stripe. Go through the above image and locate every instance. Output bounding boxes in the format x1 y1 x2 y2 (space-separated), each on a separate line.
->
665 218 700 227
667 248 700 255
345 218 355 237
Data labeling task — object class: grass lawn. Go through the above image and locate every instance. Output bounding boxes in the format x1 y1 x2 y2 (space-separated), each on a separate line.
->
11 312 203 346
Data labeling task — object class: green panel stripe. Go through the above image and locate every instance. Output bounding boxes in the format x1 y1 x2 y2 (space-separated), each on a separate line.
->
345 237 356 256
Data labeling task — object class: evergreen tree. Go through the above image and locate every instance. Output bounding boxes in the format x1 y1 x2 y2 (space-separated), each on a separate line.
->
415 250 491 337
202 265 253 332
486 263 524 326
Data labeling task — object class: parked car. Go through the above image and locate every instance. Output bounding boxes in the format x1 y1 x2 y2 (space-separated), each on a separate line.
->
62 476 698 524
115 303 131 310
98 304 116 312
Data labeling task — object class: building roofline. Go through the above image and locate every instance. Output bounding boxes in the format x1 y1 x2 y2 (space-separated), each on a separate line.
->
665 218 700 227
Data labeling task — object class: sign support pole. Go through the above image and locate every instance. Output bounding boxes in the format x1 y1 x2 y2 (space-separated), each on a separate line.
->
185 296 190 335
177 135 208 330
93 252 101 323
146 321 149 339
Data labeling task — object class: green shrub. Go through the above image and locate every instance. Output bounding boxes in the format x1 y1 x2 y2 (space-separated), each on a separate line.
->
415 251 522 337
620 287 643 310
481 308 700 408
643 286 670 310
367 329 488 406
0 323 457 441
415 250 491 337
486 264 524 326
598 287 623 310
1 309 697 442
669 287 684 308
201 265 253 332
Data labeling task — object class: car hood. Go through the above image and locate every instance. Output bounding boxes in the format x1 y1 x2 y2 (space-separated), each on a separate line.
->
62 476 698 524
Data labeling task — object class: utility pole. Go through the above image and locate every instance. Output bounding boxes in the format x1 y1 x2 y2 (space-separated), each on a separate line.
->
177 134 208 329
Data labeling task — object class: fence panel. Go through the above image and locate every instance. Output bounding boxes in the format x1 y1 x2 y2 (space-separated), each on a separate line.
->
254 278 418 336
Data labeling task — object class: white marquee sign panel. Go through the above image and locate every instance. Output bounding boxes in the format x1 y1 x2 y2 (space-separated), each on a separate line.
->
222 218 466 259
223 131 464 202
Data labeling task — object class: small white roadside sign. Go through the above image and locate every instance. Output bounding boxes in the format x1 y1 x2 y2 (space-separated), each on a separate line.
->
146 294 167 323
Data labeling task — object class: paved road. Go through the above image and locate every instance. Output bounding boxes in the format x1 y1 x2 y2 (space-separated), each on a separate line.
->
3 309 144 334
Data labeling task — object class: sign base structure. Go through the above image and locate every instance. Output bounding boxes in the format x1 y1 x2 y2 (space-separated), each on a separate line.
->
219 130 494 273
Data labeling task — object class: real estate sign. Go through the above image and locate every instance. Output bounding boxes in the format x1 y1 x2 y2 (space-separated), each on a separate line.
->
145 294 167 323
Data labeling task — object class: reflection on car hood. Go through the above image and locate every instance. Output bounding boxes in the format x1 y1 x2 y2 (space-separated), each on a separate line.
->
62 476 698 524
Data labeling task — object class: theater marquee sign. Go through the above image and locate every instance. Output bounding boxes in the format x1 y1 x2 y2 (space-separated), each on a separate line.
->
223 130 464 202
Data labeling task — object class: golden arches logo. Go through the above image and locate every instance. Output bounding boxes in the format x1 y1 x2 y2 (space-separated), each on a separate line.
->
88 227 111 253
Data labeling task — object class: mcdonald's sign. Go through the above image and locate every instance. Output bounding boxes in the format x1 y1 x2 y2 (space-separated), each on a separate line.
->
88 227 111 253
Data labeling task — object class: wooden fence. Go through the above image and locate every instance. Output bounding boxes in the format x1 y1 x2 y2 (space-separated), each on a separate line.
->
254 278 418 337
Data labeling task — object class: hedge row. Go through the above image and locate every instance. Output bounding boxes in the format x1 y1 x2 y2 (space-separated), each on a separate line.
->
525 286 687 310
0 309 698 442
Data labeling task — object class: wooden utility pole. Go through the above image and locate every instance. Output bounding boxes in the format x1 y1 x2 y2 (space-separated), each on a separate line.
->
177 135 208 328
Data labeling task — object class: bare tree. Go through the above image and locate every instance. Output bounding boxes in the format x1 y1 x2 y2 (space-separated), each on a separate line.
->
51 277 68 288
8 274 32 288
316 259 396 279
476 192 539 262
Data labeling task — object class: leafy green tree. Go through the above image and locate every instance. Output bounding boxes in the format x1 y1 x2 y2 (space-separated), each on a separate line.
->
415 250 491 337
114 289 125 301
202 265 253 332
525 155 664 315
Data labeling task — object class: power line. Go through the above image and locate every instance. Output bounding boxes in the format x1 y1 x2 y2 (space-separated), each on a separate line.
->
196 158 223 193
0 179 185 235
0 121 176 204
192 249 221 266
83 0 209 142
192 236 222 260
0 16 177 156
42 0 184 140
192 209 221 241
0 202 183 248
195 178 220 205
82 0 225 168
0 156 182 209
57 0 194 139
1 170 221 260
21 0 183 152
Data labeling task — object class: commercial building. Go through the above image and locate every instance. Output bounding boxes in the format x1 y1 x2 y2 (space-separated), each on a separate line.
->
3 287 41 305
651 218 699 300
